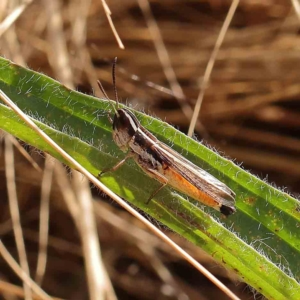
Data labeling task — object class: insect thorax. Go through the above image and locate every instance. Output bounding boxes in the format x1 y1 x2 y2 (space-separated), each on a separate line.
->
112 109 139 151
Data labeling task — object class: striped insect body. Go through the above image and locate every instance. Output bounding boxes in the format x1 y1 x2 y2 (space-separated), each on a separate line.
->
98 58 236 216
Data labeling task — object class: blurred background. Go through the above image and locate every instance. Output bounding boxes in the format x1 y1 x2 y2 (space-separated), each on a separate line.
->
0 0 299 299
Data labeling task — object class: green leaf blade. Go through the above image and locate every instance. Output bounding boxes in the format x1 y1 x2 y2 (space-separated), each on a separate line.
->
0 56 299 299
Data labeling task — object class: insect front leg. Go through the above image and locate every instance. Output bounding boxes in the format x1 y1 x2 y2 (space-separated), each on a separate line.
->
143 168 168 204
98 151 135 177
107 113 113 124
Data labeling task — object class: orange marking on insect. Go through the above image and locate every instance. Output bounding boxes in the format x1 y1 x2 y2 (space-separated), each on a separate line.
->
161 166 221 210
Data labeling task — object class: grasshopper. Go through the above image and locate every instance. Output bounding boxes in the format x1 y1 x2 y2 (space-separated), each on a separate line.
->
98 58 236 216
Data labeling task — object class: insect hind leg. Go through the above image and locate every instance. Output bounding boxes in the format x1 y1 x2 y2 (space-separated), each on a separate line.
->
144 169 168 204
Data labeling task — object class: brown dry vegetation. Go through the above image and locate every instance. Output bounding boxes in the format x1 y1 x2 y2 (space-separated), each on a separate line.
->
0 0 299 299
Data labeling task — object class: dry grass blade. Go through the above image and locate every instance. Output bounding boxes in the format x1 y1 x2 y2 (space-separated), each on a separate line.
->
53 162 81 228
291 0 300 21
42 0 73 88
0 87 240 300
71 0 91 49
137 0 192 121
3 24 26 65
101 0 124 49
72 171 106 300
0 0 33 37
55 160 116 300
188 0 240 137
8 134 42 173
35 156 53 285
0 279 62 300
137 243 188 299
0 241 53 300
69 0 101 93
207 123 300 153
55 161 81 227
203 83 300 118
4 136 32 300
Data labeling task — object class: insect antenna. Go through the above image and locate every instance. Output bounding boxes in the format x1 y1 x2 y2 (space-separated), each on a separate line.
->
97 80 109 100
96 57 120 116
112 57 119 110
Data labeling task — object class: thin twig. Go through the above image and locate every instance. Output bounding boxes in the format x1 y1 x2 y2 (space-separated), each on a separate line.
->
101 0 124 49
188 0 240 137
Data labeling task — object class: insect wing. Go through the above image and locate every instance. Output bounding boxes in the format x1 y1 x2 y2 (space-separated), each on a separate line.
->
154 141 235 208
